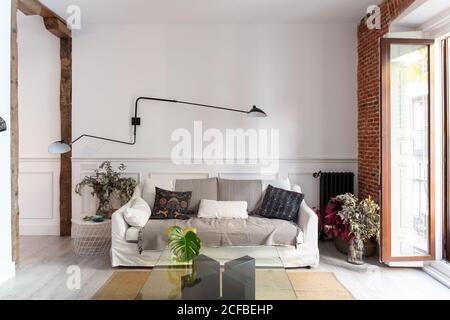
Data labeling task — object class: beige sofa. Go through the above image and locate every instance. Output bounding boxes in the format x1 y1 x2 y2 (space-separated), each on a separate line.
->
111 177 319 268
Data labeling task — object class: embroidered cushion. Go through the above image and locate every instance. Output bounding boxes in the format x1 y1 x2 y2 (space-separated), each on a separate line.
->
151 187 192 220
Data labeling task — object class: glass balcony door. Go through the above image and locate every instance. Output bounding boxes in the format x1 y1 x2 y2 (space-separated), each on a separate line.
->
381 39 435 263
444 37 450 262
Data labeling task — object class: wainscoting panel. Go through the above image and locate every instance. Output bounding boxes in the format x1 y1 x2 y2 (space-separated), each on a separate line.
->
72 158 358 222
19 172 54 220
149 172 211 181
19 158 60 235
288 173 320 209
218 172 279 181
17 158 358 234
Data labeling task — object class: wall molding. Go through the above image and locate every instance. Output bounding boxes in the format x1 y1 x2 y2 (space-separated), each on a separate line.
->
71 157 357 164
18 157 358 234
72 157 358 221
19 171 54 220
18 159 60 236
420 6 450 39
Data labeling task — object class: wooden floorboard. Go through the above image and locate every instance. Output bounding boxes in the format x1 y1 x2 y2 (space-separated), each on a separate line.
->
0 237 449 300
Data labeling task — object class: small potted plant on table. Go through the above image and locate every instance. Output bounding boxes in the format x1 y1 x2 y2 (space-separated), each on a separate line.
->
76 161 137 219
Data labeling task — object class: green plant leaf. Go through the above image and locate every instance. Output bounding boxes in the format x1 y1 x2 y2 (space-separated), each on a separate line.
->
168 227 201 263
75 161 137 211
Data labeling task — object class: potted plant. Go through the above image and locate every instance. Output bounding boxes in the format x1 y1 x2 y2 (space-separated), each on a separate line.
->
75 161 137 217
323 194 380 264
322 198 351 244
167 226 202 263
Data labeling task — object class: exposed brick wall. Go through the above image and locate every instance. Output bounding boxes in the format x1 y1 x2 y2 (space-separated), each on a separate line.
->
357 0 416 202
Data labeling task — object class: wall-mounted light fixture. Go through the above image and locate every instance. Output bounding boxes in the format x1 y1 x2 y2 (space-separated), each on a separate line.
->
49 97 267 154
0 117 6 133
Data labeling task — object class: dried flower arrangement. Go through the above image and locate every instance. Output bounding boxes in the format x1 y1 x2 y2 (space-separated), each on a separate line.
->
76 161 137 217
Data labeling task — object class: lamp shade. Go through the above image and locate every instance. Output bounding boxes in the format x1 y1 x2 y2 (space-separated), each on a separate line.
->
0 117 6 132
248 106 267 118
48 141 71 154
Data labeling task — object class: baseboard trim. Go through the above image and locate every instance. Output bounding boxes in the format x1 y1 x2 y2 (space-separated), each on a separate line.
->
20 224 60 236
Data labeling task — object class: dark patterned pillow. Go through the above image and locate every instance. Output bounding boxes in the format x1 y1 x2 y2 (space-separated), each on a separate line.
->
151 187 192 220
256 185 304 222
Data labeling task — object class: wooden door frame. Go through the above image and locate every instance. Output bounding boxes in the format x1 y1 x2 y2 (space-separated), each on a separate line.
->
381 38 436 263
443 37 450 262
10 0 72 262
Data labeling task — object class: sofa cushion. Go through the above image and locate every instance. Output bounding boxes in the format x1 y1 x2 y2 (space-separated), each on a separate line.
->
151 187 192 220
142 178 174 210
217 179 262 213
254 178 292 213
175 178 218 215
138 216 303 252
198 199 248 219
256 185 304 222
123 197 151 228
125 227 140 243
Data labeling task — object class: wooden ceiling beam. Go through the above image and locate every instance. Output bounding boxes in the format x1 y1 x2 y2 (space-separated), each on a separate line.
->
18 0 53 16
18 0 71 38
44 17 71 39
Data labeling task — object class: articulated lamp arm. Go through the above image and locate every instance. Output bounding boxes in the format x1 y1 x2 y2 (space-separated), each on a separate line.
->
49 97 267 154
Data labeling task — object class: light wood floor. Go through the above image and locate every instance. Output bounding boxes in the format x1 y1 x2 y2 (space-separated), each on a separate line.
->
0 236 449 300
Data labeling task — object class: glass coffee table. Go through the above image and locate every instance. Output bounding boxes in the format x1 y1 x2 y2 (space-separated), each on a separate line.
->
137 247 296 300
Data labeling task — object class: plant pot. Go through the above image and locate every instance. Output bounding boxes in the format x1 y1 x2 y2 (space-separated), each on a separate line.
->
102 209 117 219
364 238 377 257
348 239 364 265
334 237 377 258
334 237 349 255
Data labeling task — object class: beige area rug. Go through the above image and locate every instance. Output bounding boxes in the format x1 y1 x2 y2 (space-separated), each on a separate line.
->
94 271 353 300
93 271 151 300
287 272 353 300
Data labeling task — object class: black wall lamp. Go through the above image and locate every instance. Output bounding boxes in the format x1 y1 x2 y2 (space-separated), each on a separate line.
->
0 117 6 133
49 97 267 154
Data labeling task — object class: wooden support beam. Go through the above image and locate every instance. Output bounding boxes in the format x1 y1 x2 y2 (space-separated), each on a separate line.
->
18 0 71 39
14 0 73 239
17 0 53 17
60 38 72 236
11 0 20 264
44 17 71 39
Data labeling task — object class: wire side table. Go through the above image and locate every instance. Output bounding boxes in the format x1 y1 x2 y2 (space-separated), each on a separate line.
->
72 219 112 256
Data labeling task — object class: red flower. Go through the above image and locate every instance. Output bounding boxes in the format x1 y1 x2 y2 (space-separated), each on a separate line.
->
321 198 352 241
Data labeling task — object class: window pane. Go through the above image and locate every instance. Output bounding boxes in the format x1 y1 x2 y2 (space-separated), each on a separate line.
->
390 44 429 257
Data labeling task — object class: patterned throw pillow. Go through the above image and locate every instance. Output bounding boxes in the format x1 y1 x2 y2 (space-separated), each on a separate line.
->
151 187 192 220
256 185 304 222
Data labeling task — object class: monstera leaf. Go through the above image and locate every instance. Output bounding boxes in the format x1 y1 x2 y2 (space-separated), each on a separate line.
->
168 226 201 263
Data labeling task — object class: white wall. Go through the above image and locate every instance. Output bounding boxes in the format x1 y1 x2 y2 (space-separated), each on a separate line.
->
70 23 358 220
19 22 358 226
0 0 15 284
18 13 61 235
73 24 357 159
